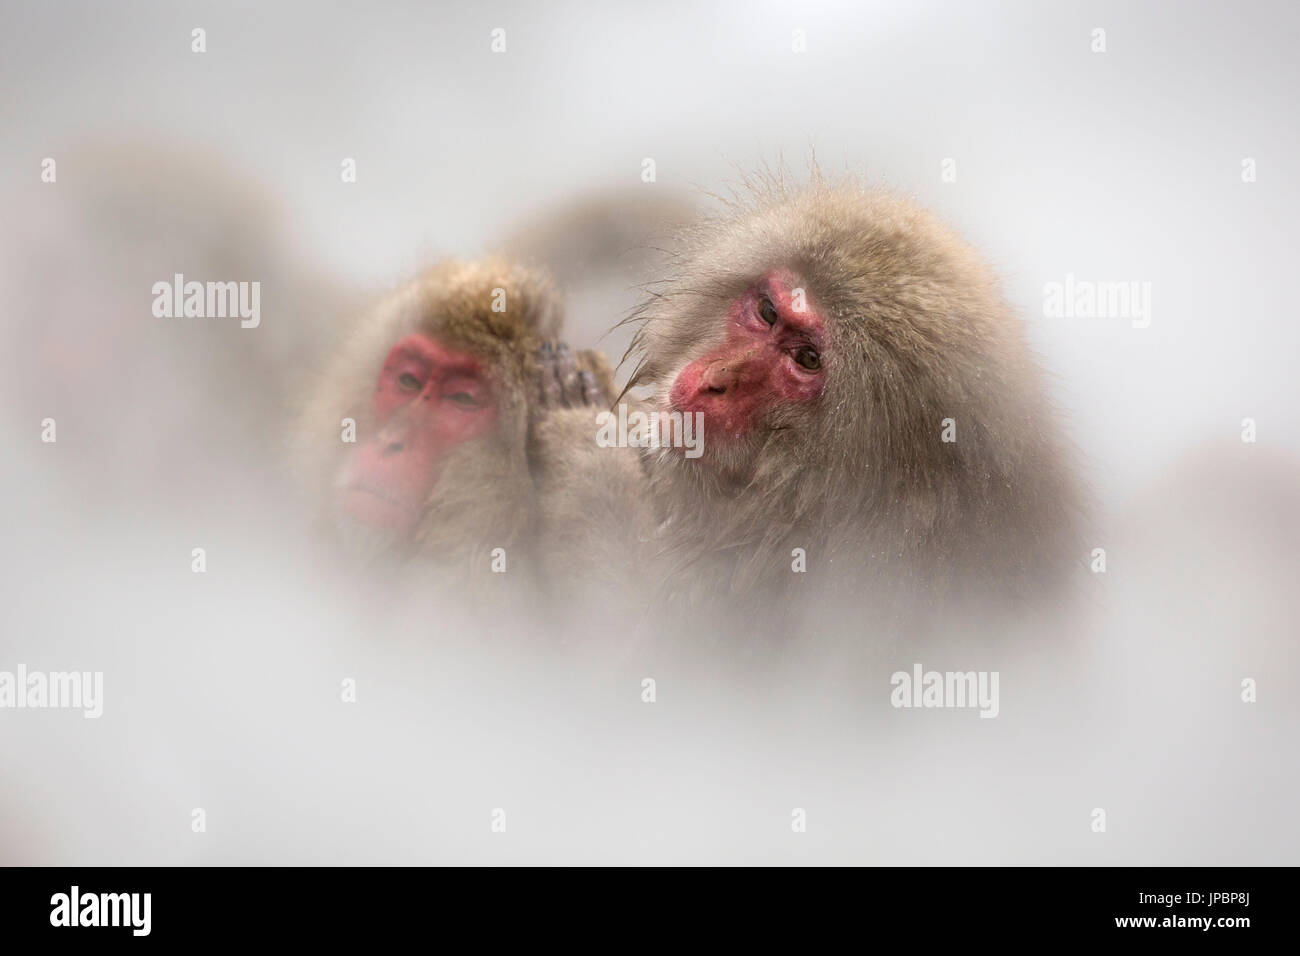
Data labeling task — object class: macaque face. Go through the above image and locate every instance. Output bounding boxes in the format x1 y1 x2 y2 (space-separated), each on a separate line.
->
668 269 826 440
337 333 499 535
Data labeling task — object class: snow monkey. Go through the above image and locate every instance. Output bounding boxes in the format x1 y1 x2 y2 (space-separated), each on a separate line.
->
532 172 1083 639
297 258 582 584
0 142 357 512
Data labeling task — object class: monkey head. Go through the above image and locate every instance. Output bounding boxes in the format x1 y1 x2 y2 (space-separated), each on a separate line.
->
299 257 560 567
627 176 1079 596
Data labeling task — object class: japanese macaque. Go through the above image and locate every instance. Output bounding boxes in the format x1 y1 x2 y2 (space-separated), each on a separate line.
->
297 257 590 594
533 173 1083 637
0 143 356 516
501 188 697 352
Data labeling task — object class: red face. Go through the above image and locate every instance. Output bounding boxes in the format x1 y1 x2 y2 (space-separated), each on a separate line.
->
338 334 499 535
668 270 826 439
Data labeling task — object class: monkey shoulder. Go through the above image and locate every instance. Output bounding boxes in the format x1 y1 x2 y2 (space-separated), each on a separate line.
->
530 407 644 487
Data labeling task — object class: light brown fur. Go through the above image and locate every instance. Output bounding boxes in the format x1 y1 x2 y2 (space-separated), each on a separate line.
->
534 172 1083 635
295 257 561 590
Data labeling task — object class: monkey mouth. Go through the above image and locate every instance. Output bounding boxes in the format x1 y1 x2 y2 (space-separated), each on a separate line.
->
339 484 421 533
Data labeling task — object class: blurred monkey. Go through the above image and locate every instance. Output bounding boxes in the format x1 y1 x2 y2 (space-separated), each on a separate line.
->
0 143 357 515
296 258 562 595
500 187 697 367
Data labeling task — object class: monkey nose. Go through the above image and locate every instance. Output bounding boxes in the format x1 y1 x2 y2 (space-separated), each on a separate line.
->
702 361 732 394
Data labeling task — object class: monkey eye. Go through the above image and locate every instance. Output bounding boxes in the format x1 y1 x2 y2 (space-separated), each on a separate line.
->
793 347 821 371
758 296 779 326
447 392 481 409
397 372 422 392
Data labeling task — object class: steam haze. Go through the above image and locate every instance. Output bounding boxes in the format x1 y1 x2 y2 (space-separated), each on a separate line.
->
1 0 1296 865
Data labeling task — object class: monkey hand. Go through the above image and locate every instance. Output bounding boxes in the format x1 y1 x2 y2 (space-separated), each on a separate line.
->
535 341 613 409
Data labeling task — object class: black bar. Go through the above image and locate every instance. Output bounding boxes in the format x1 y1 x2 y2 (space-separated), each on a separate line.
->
0 867 1278 942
